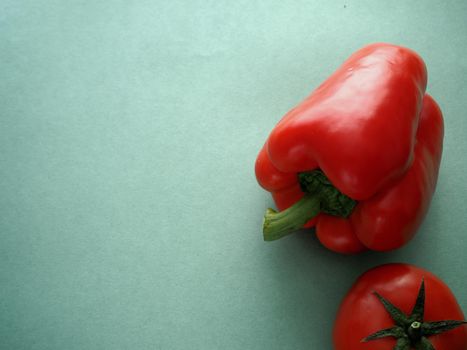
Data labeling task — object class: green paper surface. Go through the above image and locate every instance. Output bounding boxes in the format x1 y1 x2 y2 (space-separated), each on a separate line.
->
1 1 466 349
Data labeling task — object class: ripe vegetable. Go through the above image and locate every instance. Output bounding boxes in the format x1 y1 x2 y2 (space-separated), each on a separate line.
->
255 43 444 253
333 264 466 349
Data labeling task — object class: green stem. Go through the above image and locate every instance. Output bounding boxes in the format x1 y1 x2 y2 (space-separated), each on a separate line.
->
263 195 320 241
408 321 422 343
364 280 467 349
261 169 356 242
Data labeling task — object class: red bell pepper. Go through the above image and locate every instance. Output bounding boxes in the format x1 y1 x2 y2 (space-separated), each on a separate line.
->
255 43 444 253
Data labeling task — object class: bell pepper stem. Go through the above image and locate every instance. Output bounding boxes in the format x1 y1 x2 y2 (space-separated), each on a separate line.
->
263 195 321 241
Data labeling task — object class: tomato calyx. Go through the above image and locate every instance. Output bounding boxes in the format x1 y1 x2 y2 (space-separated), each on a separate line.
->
262 169 357 241
363 279 467 349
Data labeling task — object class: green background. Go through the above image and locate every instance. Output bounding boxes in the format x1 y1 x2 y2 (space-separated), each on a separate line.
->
1 1 466 349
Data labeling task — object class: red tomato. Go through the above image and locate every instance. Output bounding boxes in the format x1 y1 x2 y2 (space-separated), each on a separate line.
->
333 264 467 349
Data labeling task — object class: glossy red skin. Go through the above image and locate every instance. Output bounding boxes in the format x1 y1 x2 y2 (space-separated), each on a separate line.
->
333 264 467 350
255 43 444 253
